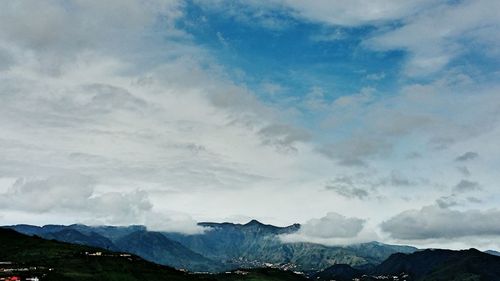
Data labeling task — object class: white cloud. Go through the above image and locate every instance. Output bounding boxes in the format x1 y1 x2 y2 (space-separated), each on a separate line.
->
0 174 95 212
301 212 365 238
280 212 377 245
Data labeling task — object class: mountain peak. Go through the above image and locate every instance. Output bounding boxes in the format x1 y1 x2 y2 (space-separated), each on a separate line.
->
244 219 264 226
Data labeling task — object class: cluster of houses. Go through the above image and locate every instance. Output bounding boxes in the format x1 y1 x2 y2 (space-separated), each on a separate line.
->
0 275 39 281
83 251 131 258
0 277 38 281
0 261 43 281
367 273 410 280
349 273 410 281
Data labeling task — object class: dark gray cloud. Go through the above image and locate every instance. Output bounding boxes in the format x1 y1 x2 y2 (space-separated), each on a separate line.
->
455 151 479 162
406 152 421 159
467 197 483 204
319 137 391 166
428 137 456 150
325 180 369 200
381 205 500 240
258 124 310 152
0 47 14 71
453 180 481 193
378 170 414 187
456 166 471 177
435 195 458 209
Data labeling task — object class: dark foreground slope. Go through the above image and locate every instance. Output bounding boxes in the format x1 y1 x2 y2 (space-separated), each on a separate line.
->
0 227 307 281
314 248 500 281
374 248 500 281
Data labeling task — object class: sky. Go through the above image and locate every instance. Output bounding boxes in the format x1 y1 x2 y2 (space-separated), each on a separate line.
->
0 0 500 250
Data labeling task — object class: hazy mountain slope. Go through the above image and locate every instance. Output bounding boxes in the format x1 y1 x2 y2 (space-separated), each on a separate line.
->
5 225 118 250
67 224 148 242
485 250 500 256
44 228 118 251
346 241 417 262
114 230 225 272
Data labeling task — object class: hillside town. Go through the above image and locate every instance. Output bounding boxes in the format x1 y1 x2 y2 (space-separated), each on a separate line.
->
0 261 44 281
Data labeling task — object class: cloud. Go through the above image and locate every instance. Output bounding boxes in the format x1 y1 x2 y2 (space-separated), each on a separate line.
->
455 151 479 162
258 124 310 152
319 137 390 166
325 177 369 200
0 0 185 72
280 212 375 245
310 28 345 42
378 171 414 187
366 72 386 81
381 205 500 240
435 196 458 209
457 166 471 177
453 180 481 193
300 212 365 238
0 174 95 212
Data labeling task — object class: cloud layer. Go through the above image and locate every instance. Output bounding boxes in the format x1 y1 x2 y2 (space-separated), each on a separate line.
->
0 0 499 249
381 205 500 240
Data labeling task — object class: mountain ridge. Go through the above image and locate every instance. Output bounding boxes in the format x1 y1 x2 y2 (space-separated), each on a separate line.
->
5 222 416 272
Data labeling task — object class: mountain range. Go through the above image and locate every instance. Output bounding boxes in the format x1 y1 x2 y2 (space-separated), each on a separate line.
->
6 220 416 272
2 227 500 281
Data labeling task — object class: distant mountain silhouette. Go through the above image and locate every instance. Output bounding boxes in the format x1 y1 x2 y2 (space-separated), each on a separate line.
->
485 249 500 256
44 228 118 251
115 230 224 272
